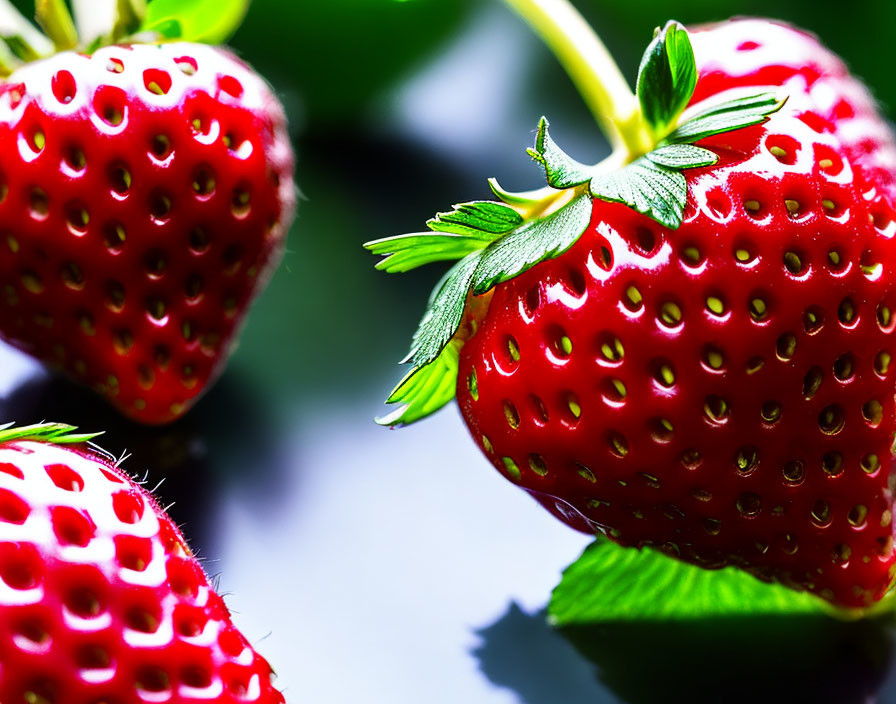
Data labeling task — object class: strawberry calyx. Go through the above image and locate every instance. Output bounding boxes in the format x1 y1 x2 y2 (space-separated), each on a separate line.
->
367 11 784 427
0 0 247 75
0 421 102 446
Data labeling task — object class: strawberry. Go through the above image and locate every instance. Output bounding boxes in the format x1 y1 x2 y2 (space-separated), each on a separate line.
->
367 9 896 610
0 2 295 425
688 18 896 207
0 422 283 703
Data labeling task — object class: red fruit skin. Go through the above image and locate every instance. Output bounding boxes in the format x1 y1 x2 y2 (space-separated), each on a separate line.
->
690 18 896 204
0 43 295 424
0 437 283 703
456 25 896 608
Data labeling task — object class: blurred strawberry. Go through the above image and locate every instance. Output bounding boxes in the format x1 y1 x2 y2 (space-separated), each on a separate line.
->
0 1 295 424
0 422 283 703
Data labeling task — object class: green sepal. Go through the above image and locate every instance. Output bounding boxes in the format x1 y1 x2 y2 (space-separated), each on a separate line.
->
370 21 789 428
590 157 686 229
471 192 592 293
0 422 103 446
1 34 39 62
140 0 249 44
646 143 717 169
401 193 592 367
374 192 591 424
376 339 462 427
667 91 785 144
365 232 490 274
529 87 782 230
528 117 594 189
488 178 553 210
527 119 706 229
636 20 697 138
427 201 523 237
404 252 482 369
549 538 833 626
364 200 518 274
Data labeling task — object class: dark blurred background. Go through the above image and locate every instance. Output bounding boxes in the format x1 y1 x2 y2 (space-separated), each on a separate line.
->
3 1 896 701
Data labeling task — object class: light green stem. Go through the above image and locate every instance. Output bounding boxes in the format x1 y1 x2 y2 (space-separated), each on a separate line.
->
35 0 79 51
502 0 652 160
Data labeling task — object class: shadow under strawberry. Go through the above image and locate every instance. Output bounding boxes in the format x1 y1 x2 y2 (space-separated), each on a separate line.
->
473 602 611 703
474 604 895 704
0 364 290 558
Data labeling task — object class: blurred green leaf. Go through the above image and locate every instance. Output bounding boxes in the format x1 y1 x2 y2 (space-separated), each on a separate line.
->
141 0 248 43
550 538 831 625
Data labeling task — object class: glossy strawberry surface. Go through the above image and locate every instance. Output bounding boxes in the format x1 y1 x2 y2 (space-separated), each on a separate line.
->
0 435 284 703
691 19 896 204
0 43 295 425
456 22 896 608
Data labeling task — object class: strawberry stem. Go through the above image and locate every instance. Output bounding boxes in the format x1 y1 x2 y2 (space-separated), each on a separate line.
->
35 0 78 51
502 0 653 161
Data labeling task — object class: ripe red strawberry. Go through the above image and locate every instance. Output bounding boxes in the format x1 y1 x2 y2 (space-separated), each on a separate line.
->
0 423 283 703
368 12 896 609
689 18 896 207
0 20 294 424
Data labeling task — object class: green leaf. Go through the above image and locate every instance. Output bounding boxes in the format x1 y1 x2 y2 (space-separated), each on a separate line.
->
364 200 519 273
376 339 462 427
364 233 489 274
590 157 686 229
427 201 523 237
0 423 103 446
646 143 717 169
145 17 179 38
527 117 594 189
471 192 592 294
1 34 39 61
373 194 591 425
636 20 697 138
549 539 831 626
406 252 482 369
685 90 783 120
667 91 786 144
140 0 249 43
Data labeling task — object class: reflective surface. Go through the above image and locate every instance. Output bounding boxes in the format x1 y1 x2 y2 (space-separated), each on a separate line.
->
3 1 896 702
